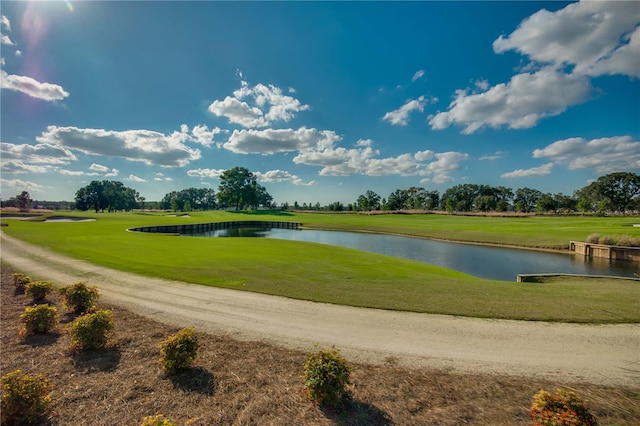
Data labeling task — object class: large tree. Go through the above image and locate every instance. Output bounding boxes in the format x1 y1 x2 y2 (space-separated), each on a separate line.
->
587 172 640 213
74 180 142 212
15 191 33 211
217 167 271 210
514 187 542 213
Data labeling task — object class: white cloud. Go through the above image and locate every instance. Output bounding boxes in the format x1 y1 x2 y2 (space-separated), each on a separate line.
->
1 70 69 101
0 58 5 66
428 67 592 134
208 96 268 128
15 50 21 56
209 80 310 128
36 126 201 167
59 169 100 177
186 168 225 179
382 96 427 126
479 151 504 161
154 172 172 182
412 70 425 82
191 125 222 147
532 136 640 174
89 163 109 173
475 79 489 91
421 152 470 184
1 141 77 164
2 15 11 31
127 174 146 182
1 160 49 174
255 170 315 186
500 163 553 178
0 179 44 194
1 34 15 46
223 127 341 155
493 1 640 78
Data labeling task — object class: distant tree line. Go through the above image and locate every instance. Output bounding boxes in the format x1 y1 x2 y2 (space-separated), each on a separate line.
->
4 171 638 215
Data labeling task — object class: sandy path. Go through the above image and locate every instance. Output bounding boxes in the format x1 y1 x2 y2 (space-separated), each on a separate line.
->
2 232 638 386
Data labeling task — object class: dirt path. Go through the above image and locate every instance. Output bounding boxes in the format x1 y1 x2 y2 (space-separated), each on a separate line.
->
2 232 638 387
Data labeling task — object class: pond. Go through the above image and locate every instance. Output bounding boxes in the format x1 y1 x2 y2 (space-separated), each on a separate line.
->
183 227 639 281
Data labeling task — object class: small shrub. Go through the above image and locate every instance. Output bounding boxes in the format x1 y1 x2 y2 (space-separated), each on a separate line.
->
12 272 31 291
302 346 351 408
20 304 59 336
58 282 100 314
531 388 597 426
159 327 199 374
25 280 54 303
598 235 616 246
615 234 639 247
1 369 53 426
68 309 114 351
585 233 600 244
140 414 177 426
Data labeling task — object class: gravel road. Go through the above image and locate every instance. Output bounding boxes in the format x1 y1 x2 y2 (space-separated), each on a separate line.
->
2 232 638 386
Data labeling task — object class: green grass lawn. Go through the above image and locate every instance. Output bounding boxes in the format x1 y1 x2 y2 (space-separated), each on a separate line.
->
1 211 639 323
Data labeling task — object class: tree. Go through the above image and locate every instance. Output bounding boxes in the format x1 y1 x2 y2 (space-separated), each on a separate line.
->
217 167 271 210
15 191 33 211
514 187 542 213
355 190 380 211
536 193 557 213
74 181 141 212
588 172 640 213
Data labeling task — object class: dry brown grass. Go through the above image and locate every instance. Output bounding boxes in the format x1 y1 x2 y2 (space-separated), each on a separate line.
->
2 265 638 425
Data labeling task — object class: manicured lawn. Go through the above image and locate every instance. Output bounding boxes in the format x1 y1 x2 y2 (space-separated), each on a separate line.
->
1 211 639 323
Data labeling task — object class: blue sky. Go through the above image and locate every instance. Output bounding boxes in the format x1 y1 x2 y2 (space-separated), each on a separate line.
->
1 1 639 205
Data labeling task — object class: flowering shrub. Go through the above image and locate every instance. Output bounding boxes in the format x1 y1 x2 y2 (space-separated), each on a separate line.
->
140 414 177 426
20 304 58 336
25 280 54 303
1 369 53 426
58 282 100 314
302 346 351 408
68 309 114 351
11 272 31 291
531 388 597 426
159 327 199 374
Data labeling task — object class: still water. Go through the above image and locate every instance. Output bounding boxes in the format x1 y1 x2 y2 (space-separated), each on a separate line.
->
186 227 639 281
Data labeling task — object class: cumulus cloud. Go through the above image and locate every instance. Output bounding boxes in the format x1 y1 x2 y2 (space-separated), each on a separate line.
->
493 0 640 78
191 124 222 147
0 178 44 194
1 141 77 164
532 136 640 173
1 160 49 175
428 67 592 134
420 152 470 184
1 70 69 101
59 169 100 177
412 70 425 82
382 96 427 126
36 126 201 167
223 127 341 155
209 80 310 128
127 174 146 182
186 168 225 179
1 34 15 46
500 163 553 178
255 169 315 186
88 163 118 177
2 15 11 31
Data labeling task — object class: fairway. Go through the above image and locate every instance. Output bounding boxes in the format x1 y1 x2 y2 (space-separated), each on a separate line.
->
1 211 639 323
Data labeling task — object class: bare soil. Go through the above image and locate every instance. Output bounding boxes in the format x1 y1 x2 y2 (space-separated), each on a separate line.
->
1 232 639 425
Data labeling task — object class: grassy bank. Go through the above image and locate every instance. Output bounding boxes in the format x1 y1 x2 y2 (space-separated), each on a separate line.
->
1 211 639 323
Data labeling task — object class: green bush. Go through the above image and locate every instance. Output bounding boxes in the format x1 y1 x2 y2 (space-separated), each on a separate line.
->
159 327 199 374
68 309 114 351
1 369 53 426
531 388 597 426
140 414 177 426
25 280 54 303
58 282 100 314
20 304 59 336
11 272 31 291
585 233 600 244
302 346 351 408
599 235 617 246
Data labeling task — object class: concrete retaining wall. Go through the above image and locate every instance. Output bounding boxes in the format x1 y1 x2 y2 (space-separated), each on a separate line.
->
128 220 302 235
570 241 640 262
